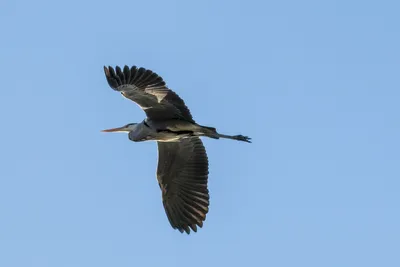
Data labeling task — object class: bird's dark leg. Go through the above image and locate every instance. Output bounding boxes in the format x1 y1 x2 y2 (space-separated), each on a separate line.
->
193 125 252 143
217 133 252 143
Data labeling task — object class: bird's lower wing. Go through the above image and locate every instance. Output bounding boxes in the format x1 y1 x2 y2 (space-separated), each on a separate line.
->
156 137 209 234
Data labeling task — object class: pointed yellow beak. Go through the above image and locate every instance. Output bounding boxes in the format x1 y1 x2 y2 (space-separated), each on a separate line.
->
101 126 128 133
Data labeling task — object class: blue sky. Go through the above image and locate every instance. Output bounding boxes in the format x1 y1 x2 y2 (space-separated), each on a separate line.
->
1 0 399 266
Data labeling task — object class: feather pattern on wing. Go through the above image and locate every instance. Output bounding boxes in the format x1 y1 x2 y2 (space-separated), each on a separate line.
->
156 137 209 234
104 65 195 122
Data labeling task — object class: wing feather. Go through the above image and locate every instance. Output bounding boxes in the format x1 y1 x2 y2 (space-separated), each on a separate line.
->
156 137 209 234
103 65 194 122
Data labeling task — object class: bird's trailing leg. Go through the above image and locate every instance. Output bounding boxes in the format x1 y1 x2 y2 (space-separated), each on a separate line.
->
216 133 252 143
197 125 252 143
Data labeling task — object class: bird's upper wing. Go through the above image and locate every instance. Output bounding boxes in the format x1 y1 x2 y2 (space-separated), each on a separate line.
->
156 137 209 234
104 65 195 123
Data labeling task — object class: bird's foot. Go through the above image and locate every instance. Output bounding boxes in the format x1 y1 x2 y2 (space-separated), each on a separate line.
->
234 135 252 143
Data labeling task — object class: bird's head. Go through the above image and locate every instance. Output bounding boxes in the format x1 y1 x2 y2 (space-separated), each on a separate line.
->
101 123 138 133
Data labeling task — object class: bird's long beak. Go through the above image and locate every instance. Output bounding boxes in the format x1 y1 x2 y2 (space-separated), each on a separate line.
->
101 126 128 133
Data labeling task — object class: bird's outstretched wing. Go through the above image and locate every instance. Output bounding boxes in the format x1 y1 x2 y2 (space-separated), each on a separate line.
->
104 65 195 123
156 137 209 234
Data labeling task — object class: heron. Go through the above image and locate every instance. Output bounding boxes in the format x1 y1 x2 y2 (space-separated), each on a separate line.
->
102 65 251 234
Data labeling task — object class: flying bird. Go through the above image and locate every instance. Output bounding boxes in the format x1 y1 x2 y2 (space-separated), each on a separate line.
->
102 65 251 234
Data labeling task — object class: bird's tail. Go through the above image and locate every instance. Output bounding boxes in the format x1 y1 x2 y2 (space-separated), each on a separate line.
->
198 125 252 143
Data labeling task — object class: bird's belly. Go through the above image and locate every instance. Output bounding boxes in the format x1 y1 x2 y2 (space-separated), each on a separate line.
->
155 131 191 142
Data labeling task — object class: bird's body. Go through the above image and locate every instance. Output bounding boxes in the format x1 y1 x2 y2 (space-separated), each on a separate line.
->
130 118 212 142
102 65 251 234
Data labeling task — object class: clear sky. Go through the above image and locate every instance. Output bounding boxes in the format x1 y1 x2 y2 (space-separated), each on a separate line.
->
1 0 399 266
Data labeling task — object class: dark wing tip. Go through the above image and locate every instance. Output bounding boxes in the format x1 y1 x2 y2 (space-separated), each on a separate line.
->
103 66 109 76
103 66 120 89
163 195 209 235
103 64 166 91
190 224 198 232
176 220 203 235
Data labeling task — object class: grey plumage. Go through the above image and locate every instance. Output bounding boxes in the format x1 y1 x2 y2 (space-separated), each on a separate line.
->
157 138 209 234
102 65 251 234
104 65 195 123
